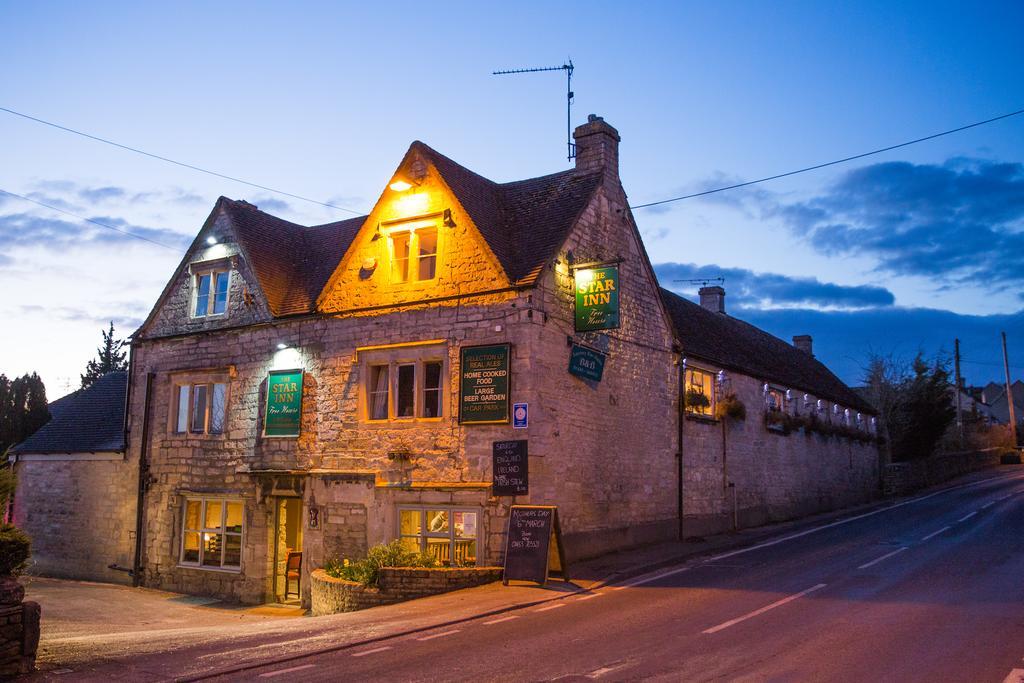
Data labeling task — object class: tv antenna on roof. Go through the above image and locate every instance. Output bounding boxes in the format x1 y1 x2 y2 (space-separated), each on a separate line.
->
674 277 726 287
493 60 575 161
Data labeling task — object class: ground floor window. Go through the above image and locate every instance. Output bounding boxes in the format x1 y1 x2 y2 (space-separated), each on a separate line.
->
181 498 243 570
685 367 715 416
398 506 478 566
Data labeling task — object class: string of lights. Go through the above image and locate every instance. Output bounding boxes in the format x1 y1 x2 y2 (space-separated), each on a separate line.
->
0 106 366 216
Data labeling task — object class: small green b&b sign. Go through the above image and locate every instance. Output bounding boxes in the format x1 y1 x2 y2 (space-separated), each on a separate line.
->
265 369 303 437
575 265 620 332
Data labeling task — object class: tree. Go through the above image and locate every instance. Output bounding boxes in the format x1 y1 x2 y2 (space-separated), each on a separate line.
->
861 352 956 462
81 321 128 389
0 374 49 453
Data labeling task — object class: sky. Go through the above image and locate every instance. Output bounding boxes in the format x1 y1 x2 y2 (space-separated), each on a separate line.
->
1 1 1022 398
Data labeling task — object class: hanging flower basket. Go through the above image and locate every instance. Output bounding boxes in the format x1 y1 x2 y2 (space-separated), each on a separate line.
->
714 393 747 421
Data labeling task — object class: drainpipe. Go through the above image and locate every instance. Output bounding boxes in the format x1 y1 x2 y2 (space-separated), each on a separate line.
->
132 370 155 587
677 353 685 541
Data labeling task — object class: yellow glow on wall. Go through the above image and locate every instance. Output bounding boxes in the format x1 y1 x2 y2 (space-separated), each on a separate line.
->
574 267 595 287
389 179 413 192
395 192 429 216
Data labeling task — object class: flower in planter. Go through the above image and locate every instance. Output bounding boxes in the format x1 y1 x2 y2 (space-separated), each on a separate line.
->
685 388 711 410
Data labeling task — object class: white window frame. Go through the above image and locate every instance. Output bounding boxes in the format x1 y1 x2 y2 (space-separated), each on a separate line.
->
360 345 447 423
179 497 244 572
171 379 229 435
191 268 231 318
397 505 480 567
385 219 440 285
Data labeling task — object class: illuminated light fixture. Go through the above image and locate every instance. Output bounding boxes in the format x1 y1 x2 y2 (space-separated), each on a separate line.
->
276 343 288 350
574 267 596 287
206 236 218 245
389 179 413 192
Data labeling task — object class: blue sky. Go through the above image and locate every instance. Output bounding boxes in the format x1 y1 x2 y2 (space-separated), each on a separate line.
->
1 1 1022 396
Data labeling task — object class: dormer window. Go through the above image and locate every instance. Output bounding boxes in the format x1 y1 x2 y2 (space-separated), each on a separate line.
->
194 269 230 317
388 221 438 283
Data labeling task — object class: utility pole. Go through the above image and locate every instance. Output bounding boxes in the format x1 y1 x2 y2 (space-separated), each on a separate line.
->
1002 331 1019 447
954 338 964 449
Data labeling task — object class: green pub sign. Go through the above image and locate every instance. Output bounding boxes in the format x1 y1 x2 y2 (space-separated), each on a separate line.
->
459 344 511 424
264 369 303 437
568 344 606 382
575 265 620 332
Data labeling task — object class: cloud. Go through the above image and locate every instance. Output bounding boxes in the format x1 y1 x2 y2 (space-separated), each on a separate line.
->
16 304 145 330
247 195 291 213
77 186 127 202
700 157 1024 289
730 304 1024 387
655 261 895 309
0 211 190 251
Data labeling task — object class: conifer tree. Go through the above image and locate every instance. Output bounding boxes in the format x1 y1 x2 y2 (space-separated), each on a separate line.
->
80 322 128 389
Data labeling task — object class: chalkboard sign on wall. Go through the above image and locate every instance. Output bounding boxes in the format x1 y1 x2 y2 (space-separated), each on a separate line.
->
493 440 528 496
502 505 568 586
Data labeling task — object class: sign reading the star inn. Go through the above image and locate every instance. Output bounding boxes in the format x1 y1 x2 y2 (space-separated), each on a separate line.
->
574 265 620 332
264 369 303 437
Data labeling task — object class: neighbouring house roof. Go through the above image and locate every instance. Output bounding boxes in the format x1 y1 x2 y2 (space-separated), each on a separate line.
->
659 289 875 414
12 372 128 454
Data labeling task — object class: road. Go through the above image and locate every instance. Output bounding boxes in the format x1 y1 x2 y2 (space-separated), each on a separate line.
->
217 469 1024 683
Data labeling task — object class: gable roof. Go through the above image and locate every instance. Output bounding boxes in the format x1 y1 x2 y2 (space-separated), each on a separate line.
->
12 372 128 454
659 289 874 414
222 199 365 317
412 142 604 285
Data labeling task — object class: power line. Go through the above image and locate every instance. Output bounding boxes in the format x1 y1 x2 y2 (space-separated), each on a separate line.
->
0 106 366 216
0 188 185 252
630 108 1024 210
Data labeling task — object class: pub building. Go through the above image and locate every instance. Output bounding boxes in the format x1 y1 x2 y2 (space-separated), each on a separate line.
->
13 116 878 606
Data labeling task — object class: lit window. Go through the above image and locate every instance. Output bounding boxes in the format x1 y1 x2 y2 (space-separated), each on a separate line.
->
193 269 230 317
398 506 478 566
174 382 228 434
362 352 446 421
181 498 243 570
388 224 438 283
685 367 715 417
767 387 786 412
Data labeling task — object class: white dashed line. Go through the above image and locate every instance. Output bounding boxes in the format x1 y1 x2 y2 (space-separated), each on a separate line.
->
958 511 978 523
535 602 566 612
260 664 316 677
352 646 392 657
482 615 519 625
858 547 908 570
921 526 951 542
981 500 995 509
576 592 603 600
703 583 828 634
417 629 461 641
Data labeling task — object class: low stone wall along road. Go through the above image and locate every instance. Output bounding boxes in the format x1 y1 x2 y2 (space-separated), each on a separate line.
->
216 468 1024 683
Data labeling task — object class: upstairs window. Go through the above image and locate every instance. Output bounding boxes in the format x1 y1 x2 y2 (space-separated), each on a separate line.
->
684 367 715 417
360 344 447 422
388 222 438 283
194 269 230 317
174 381 228 434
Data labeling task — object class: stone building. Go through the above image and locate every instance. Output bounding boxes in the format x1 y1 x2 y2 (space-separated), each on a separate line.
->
17 116 880 605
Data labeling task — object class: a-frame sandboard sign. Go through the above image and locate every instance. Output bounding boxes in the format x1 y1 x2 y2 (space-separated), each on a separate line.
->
502 505 569 586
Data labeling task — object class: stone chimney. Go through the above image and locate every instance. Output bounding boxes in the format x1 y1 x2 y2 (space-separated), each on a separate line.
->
574 114 620 177
698 286 725 314
793 335 813 356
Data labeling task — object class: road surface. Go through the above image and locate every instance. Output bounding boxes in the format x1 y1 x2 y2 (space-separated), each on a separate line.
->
219 469 1024 682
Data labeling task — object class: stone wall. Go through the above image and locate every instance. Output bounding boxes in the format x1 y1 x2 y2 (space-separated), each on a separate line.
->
882 449 1004 497
680 371 881 537
0 582 40 677
13 458 137 584
310 566 503 615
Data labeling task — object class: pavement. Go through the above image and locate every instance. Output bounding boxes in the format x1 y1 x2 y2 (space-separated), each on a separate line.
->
26 465 1024 681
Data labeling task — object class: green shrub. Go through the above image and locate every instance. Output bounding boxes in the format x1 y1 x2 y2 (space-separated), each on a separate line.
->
0 525 30 576
324 540 437 586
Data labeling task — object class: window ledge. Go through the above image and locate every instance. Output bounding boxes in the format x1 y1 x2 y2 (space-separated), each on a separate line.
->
685 414 719 425
176 564 242 574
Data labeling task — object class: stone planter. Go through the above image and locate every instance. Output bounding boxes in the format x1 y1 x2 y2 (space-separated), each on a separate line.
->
0 577 40 676
311 566 504 616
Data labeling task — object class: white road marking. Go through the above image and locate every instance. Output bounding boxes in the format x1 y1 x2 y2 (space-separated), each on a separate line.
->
958 511 978 523
417 629 461 641
352 646 392 657
1001 668 1024 683
535 602 566 612
588 663 629 678
615 472 1024 590
576 592 603 600
921 526 951 542
858 546 908 569
703 583 828 634
981 501 995 509
482 615 519 625
260 664 316 677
